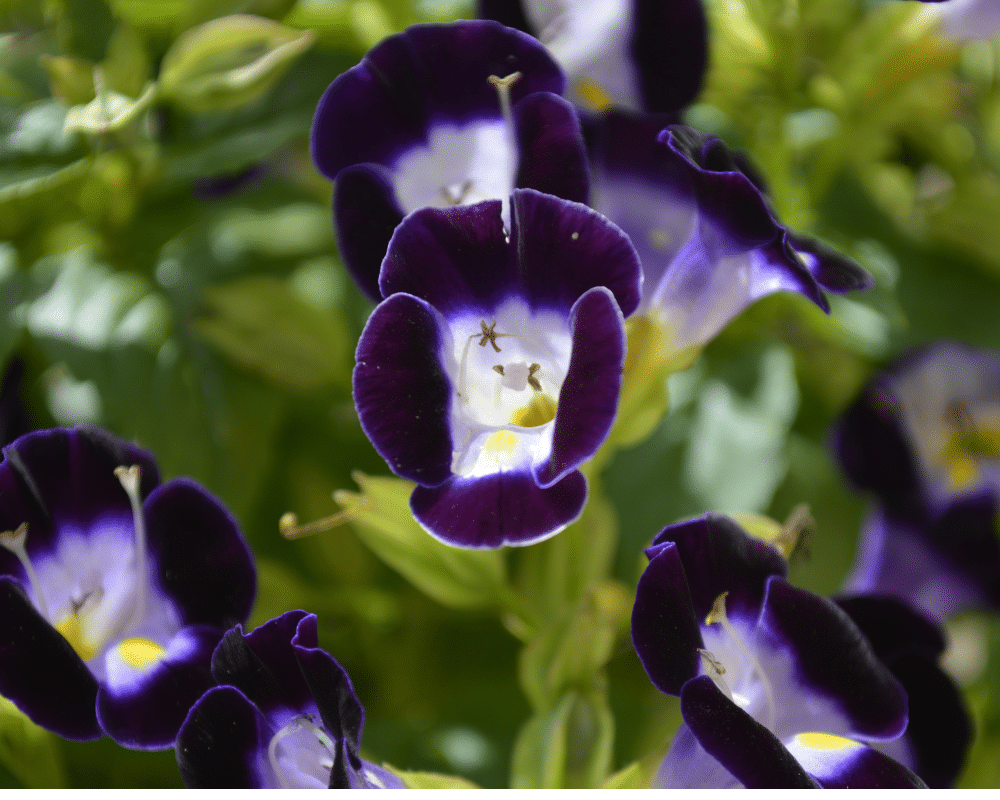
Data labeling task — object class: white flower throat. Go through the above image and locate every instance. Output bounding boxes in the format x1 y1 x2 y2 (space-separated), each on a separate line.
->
448 302 571 477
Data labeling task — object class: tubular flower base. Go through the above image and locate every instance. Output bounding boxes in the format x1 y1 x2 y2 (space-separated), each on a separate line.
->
353 188 641 548
176 610 404 789
630 514 926 788
478 0 708 115
587 117 873 356
0 426 256 749
833 341 1000 620
311 19 589 300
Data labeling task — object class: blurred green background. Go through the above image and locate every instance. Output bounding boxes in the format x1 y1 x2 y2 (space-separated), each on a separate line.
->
2 0 1000 788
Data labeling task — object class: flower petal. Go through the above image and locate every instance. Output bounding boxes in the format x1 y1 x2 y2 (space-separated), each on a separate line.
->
513 92 590 204
680 674 818 788
146 478 256 629
649 513 788 621
409 468 587 548
758 577 908 742
0 578 101 740
176 685 262 788
631 540 703 696
784 732 926 788
96 624 220 750
536 286 625 487
0 426 159 557
332 164 404 302
511 188 641 317
354 293 454 487
379 201 511 316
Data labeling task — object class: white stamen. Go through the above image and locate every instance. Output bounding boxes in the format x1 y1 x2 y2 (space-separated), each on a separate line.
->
267 714 338 789
114 465 148 620
706 592 778 732
0 523 49 619
488 71 522 136
698 648 733 701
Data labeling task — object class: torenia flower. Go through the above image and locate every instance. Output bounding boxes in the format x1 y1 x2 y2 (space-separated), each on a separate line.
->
176 610 404 789
631 514 924 788
311 20 589 300
478 0 708 114
354 188 641 548
0 426 256 749
588 118 873 358
833 341 1000 620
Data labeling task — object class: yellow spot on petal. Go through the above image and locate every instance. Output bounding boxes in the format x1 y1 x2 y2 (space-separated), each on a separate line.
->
575 78 614 113
795 732 860 752
511 394 557 428
485 430 519 453
118 637 167 669
55 614 99 661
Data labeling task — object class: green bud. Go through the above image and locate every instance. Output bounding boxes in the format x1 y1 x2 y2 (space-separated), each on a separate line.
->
159 14 315 113
62 71 157 136
511 691 614 789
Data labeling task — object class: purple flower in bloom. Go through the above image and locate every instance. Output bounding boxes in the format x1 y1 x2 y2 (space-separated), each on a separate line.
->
176 610 404 789
311 20 590 300
631 514 925 788
0 426 256 749
833 341 1000 620
478 0 708 115
587 116 873 355
353 188 641 548
911 0 1000 41
836 594 973 788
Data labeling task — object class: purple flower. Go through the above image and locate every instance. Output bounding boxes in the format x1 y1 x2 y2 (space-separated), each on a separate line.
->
0 426 256 749
588 117 873 355
311 20 590 300
353 188 641 548
176 610 404 789
631 514 925 788
833 341 1000 620
911 0 1000 40
478 0 708 115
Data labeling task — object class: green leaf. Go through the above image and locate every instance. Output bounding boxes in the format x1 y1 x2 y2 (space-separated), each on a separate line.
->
332 472 509 611
159 14 316 113
0 695 68 788
391 768 481 789
510 691 614 789
193 274 349 392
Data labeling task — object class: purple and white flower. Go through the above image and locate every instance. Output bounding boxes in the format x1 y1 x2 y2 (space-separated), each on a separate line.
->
833 341 1000 620
588 117 873 356
353 188 641 548
311 20 590 300
0 426 256 749
176 610 404 789
478 0 708 115
630 514 925 788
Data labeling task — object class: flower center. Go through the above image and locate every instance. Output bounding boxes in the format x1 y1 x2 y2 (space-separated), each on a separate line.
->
448 305 570 478
268 713 338 789
940 402 1000 490
0 464 157 665
699 592 778 732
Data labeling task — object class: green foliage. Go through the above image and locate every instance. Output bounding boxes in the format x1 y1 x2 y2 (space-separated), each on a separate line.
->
1 0 1000 789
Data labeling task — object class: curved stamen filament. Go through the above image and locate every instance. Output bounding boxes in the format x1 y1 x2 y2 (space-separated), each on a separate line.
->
115 465 148 621
706 592 777 733
487 72 522 138
0 523 50 620
268 714 337 789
